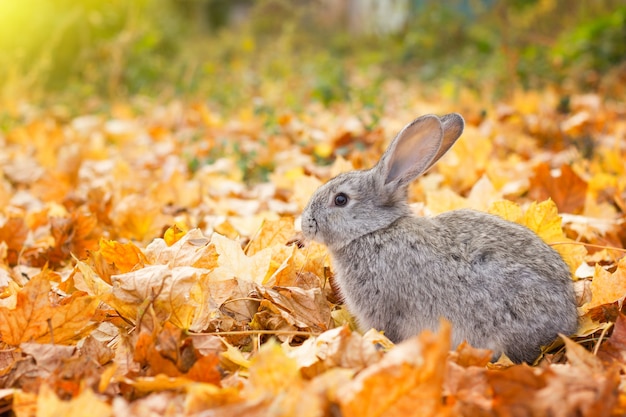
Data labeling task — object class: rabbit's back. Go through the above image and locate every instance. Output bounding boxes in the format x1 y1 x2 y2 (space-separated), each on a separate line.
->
332 209 578 363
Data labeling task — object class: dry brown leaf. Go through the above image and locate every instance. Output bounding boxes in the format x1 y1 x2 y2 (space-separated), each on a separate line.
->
255 285 331 334
110 264 213 329
289 325 384 379
597 313 626 368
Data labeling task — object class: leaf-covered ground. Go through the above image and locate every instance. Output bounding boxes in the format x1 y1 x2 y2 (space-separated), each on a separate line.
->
0 86 625 416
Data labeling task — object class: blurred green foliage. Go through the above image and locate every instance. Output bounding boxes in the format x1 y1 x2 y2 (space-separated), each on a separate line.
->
0 0 624 108
0 0 182 100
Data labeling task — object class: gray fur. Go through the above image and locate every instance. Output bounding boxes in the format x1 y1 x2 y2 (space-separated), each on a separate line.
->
301 113 578 363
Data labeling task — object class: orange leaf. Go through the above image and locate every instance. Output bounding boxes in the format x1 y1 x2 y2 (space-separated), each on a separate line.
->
339 322 453 417
134 330 183 377
0 217 28 266
0 272 53 345
97 238 148 274
39 292 99 344
529 163 588 214
0 270 98 345
186 353 222 384
583 257 626 312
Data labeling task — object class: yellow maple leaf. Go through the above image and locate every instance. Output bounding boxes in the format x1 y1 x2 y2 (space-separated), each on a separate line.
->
489 200 523 224
435 126 492 191
41 292 100 344
583 257 626 312
426 176 501 215
0 273 50 344
75 260 135 321
426 188 468 215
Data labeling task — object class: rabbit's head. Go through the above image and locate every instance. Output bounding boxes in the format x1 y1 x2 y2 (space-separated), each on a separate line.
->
301 114 464 250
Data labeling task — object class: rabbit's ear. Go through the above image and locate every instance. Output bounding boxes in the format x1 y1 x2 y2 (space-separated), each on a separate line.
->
422 113 465 173
378 114 443 186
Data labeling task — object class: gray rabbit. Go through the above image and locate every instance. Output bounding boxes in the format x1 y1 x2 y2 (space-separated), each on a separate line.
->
301 113 578 363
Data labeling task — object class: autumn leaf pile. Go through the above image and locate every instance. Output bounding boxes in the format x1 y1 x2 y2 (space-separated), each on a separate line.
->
0 87 625 416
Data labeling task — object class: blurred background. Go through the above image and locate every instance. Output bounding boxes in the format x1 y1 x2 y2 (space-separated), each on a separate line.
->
0 0 624 110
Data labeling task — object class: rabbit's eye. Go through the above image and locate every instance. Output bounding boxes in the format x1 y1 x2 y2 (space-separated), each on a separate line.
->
334 193 349 207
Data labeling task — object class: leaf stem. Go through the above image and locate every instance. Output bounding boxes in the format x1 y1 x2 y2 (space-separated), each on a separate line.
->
189 329 321 337
549 241 626 253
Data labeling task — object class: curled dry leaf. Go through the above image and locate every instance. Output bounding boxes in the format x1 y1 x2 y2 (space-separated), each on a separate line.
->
288 325 385 379
256 285 331 334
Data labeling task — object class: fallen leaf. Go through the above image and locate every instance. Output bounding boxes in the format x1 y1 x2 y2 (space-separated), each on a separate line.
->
0 217 28 266
256 286 331 334
0 270 98 345
529 163 588 214
338 321 453 417
597 313 626 368
36 385 112 417
211 233 272 284
246 217 295 255
163 222 190 246
96 239 149 274
242 340 323 417
288 325 383 379
583 257 626 312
